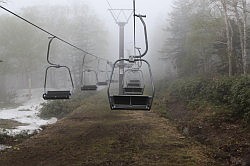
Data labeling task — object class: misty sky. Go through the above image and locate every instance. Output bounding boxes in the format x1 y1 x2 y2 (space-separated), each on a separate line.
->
3 0 173 20
2 0 173 31
1 0 174 60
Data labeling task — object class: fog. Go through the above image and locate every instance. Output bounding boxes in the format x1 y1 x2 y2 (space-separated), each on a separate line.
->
1 1 250 163
1 0 173 70
0 0 173 104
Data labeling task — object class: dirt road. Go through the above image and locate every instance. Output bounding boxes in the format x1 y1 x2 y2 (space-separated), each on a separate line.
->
0 94 213 166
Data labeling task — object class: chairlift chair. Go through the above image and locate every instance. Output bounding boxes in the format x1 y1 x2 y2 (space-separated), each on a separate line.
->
43 37 74 100
123 69 145 95
97 60 109 86
81 69 98 91
107 2 154 110
97 78 108 86
108 59 154 110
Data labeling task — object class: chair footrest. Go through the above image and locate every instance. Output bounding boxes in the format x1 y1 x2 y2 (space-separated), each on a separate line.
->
109 95 152 110
43 91 71 100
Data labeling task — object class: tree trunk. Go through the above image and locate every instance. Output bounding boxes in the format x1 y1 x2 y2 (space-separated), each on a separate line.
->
242 0 248 75
233 0 244 74
221 0 234 76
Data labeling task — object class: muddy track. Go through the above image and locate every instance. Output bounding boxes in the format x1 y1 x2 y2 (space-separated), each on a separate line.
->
0 94 213 166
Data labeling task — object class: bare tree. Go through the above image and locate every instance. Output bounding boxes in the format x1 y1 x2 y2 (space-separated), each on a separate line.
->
242 0 248 75
220 0 234 76
232 0 244 73
231 0 248 75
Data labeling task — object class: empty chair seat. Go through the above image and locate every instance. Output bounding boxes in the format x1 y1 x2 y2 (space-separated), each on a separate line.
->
81 85 97 91
97 81 108 86
129 80 141 83
109 95 152 110
110 79 119 83
43 91 71 100
127 83 141 87
127 83 140 87
123 87 144 95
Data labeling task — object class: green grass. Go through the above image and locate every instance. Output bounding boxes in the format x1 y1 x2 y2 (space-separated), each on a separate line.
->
39 91 99 119
0 86 214 165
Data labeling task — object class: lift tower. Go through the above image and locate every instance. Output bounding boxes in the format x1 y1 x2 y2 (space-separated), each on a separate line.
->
108 8 133 94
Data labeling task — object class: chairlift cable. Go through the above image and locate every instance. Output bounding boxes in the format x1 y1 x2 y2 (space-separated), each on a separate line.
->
0 5 109 62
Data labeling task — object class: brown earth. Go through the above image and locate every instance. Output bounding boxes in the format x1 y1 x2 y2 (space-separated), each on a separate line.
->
165 99 250 166
0 93 214 166
0 119 28 129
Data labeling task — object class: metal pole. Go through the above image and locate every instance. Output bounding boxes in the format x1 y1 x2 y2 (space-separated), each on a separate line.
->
118 22 126 95
108 8 133 95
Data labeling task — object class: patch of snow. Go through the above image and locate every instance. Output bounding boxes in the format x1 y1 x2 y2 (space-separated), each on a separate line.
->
0 88 57 136
0 144 11 151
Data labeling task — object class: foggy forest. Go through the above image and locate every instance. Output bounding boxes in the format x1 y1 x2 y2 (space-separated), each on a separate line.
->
0 0 250 165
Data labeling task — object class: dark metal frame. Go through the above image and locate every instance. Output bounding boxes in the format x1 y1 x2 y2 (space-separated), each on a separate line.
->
43 37 74 100
81 69 98 91
96 59 108 86
122 68 145 95
107 59 155 110
123 68 144 87
80 53 98 91
133 15 148 59
107 1 154 110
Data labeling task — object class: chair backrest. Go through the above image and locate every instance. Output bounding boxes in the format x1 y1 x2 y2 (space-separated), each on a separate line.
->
123 87 144 95
129 80 141 83
127 82 141 87
97 81 108 86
